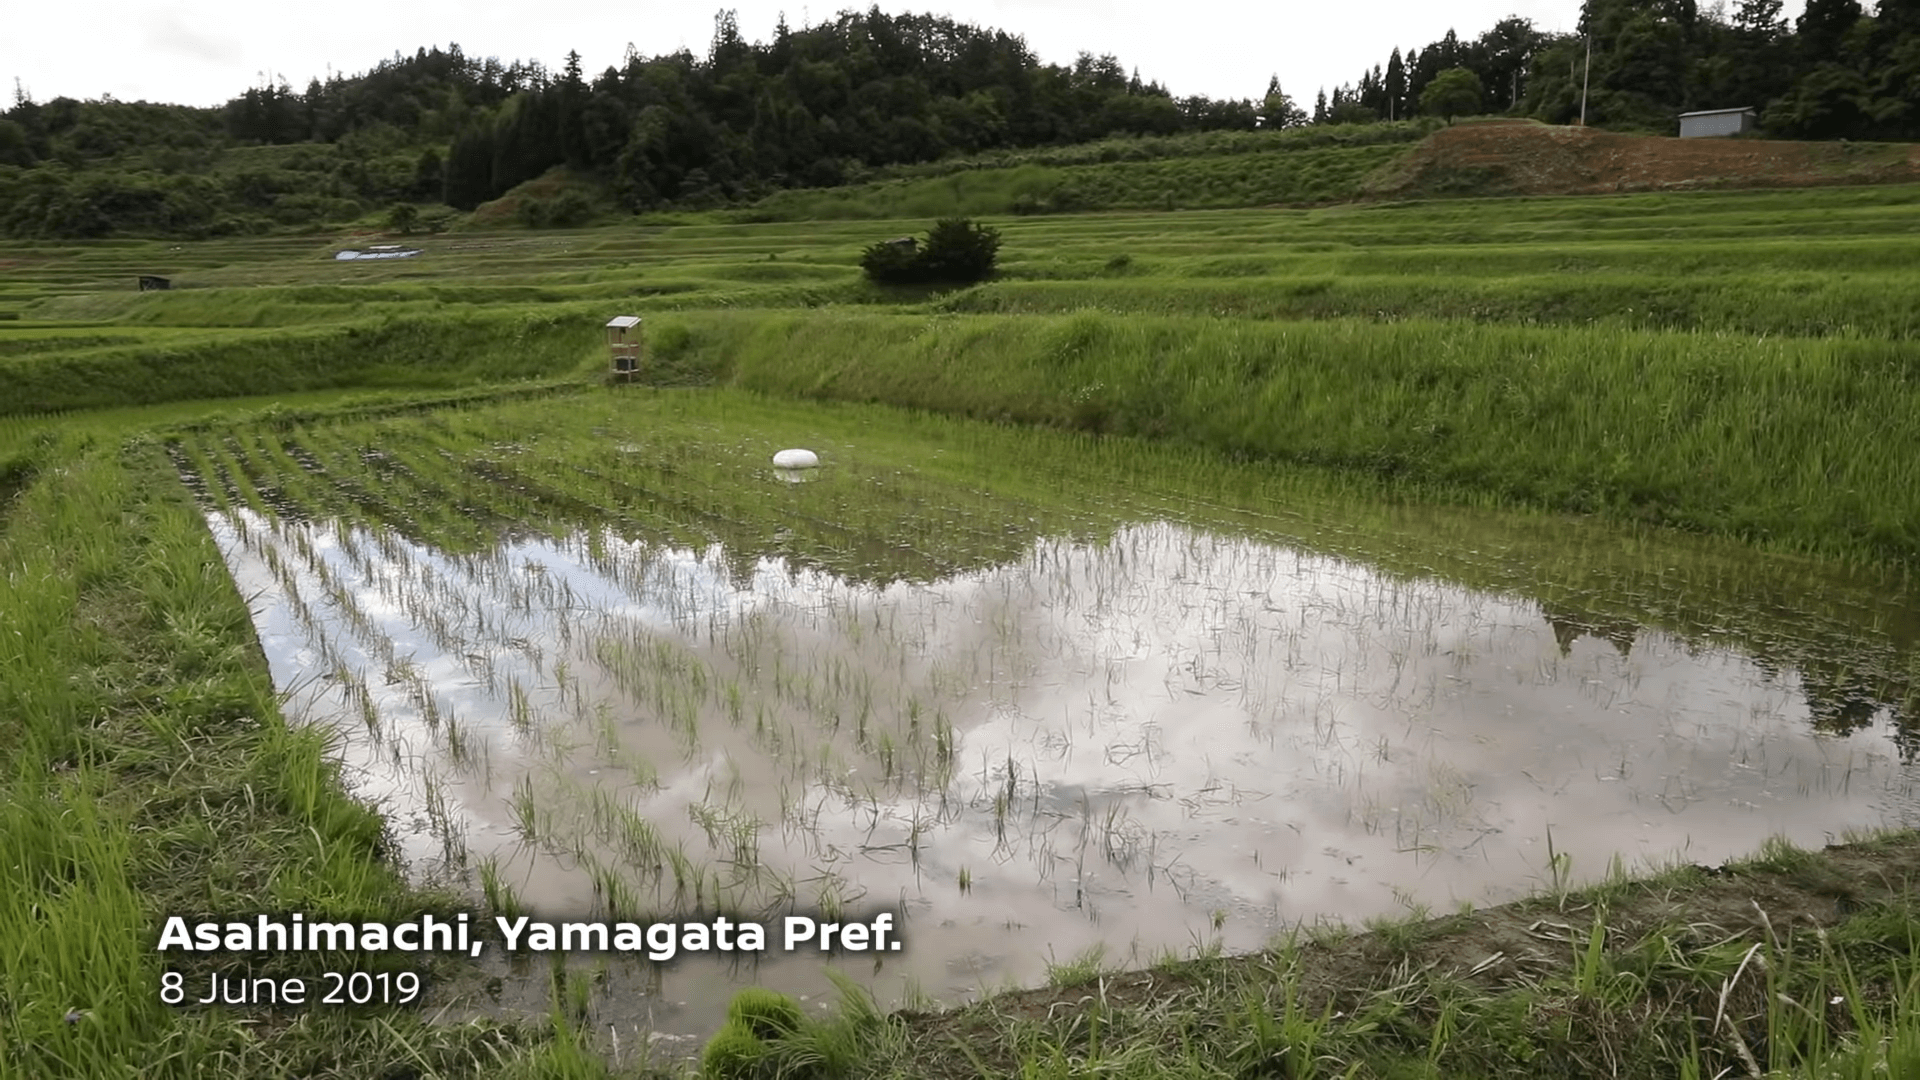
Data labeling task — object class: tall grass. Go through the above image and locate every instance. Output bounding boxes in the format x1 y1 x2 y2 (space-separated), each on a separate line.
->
686 310 1920 564
819 878 1920 1080
0 309 605 416
941 270 1920 338
0 437 612 1077
738 144 1410 221
863 119 1439 181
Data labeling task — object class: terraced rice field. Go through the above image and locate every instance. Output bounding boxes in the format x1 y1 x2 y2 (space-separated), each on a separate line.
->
166 391 1920 1038
9 180 1920 1076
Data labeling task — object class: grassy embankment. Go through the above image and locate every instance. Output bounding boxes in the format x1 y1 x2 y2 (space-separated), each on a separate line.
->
0 430 629 1078
3 179 1920 1077
677 306 1920 565
734 142 1413 220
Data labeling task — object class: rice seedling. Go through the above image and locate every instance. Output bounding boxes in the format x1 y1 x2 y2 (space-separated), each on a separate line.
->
478 853 521 918
1044 943 1109 987
509 773 542 841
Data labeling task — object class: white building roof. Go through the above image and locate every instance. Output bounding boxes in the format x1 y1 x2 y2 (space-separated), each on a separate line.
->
1678 107 1755 117
605 315 642 328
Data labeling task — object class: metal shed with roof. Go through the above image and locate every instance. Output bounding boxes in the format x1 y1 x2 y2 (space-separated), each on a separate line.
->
1678 107 1756 138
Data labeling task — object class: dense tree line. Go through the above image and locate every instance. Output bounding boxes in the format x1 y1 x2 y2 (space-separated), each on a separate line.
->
434 9 1305 212
0 10 1298 235
1323 0 1920 137
5 2 1920 237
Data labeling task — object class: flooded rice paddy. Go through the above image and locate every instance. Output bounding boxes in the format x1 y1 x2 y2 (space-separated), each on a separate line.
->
174 393 1920 1042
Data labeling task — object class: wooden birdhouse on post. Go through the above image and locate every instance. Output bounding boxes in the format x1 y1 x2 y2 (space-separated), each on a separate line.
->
605 315 643 381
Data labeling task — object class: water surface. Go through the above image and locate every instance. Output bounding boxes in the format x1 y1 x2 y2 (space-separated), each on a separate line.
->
204 494 1920 1040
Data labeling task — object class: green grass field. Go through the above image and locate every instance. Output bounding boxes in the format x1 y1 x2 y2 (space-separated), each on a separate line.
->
4 178 1920 1078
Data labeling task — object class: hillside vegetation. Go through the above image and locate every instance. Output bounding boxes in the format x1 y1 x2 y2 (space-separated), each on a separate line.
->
8 1 1920 237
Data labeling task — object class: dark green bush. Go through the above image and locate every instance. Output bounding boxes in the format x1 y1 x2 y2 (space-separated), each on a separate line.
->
861 217 1002 285
859 237 924 283
517 189 594 229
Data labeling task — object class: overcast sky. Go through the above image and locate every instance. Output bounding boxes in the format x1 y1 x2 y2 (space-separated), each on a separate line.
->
4 1 1809 111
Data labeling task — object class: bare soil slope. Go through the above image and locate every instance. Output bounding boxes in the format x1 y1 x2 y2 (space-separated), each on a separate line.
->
1364 118 1920 198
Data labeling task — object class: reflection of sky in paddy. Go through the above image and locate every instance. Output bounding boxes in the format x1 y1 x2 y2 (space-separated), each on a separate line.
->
207 507 1920 1033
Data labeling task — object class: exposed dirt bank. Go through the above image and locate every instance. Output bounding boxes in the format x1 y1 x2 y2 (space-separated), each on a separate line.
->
1365 119 1920 198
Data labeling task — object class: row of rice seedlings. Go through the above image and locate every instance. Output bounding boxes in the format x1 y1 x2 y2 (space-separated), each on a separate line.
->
220 514 374 707
293 426 485 549
539 727 852 917
457 453 620 543
163 437 232 514
180 432 256 516
234 429 310 521
254 434 365 528
570 439 1019 583
362 547 502 674
492 438 676 533
381 554 511 673
326 425 474 525
282 524 391 672
344 532 580 713
487 411 794 523
237 511 433 791
559 459 731 551
587 616 823 793
588 632 712 740
209 432 279 520
275 424 444 547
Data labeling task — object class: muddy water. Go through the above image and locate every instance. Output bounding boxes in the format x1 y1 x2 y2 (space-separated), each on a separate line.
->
205 499 1920 1045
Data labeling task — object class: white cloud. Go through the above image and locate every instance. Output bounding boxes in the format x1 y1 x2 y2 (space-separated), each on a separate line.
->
143 12 241 67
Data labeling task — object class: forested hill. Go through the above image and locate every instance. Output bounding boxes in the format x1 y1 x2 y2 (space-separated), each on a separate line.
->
3 1 1919 239
1322 0 1920 138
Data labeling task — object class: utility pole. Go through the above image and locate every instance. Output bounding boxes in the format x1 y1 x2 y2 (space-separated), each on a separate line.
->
1580 34 1592 126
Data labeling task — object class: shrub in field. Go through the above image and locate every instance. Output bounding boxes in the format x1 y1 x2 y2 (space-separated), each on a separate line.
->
859 236 924 284
517 189 594 228
386 202 419 234
861 218 1002 285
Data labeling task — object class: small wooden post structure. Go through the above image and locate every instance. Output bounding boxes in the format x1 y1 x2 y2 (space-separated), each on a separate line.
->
605 315 643 381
